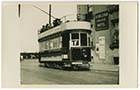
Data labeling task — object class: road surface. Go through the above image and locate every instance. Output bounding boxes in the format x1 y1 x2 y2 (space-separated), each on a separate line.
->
21 59 119 85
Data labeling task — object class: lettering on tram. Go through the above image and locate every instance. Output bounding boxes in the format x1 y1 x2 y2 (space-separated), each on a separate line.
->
71 33 79 46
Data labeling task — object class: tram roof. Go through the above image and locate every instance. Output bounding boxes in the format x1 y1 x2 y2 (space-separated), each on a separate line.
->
38 21 91 39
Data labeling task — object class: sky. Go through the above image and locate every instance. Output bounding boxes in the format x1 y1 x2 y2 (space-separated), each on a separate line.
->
20 2 77 52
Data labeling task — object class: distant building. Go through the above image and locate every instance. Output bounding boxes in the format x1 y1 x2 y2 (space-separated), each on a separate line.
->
77 5 119 65
20 52 39 60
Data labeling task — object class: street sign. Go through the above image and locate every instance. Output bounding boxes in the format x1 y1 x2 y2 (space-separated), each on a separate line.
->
95 11 109 31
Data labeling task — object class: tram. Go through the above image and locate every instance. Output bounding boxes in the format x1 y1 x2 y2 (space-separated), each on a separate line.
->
38 21 92 70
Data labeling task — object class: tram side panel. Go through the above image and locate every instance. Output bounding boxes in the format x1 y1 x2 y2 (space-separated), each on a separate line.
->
38 34 64 63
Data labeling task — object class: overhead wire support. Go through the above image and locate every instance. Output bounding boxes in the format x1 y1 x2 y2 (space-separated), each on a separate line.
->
33 5 57 19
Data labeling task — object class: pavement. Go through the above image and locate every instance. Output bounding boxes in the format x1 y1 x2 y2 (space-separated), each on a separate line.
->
90 64 119 72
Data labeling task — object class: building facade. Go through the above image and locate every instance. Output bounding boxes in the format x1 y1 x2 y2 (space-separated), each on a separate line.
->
77 5 119 65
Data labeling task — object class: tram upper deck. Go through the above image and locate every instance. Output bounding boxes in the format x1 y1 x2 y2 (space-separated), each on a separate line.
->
38 21 91 40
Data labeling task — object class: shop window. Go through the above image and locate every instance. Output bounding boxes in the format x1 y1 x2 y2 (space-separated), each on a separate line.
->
110 22 119 49
85 11 93 22
113 57 119 65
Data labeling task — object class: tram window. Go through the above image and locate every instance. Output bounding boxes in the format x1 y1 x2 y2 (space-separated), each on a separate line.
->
71 33 79 46
53 39 57 49
45 41 49 50
50 41 53 49
88 37 90 46
81 33 87 46
72 33 79 39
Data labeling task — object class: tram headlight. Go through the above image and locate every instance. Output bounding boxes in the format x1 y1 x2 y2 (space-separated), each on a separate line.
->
62 54 68 59
84 54 87 57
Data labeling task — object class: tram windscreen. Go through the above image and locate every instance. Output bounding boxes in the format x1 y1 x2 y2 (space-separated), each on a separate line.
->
71 33 88 46
81 33 87 46
72 33 79 39
71 33 79 46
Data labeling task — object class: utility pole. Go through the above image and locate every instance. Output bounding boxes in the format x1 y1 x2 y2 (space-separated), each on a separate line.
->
49 4 51 26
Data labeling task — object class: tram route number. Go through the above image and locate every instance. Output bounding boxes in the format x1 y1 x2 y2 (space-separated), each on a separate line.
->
70 39 79 46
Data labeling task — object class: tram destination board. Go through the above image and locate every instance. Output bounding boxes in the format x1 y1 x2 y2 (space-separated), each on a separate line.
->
95 11 109 31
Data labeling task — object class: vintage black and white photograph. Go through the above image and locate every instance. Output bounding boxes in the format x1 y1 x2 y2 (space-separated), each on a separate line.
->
19 2 119 85
2 1 138 88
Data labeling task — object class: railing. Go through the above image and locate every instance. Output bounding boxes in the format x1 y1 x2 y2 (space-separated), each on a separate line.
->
38 14 77 34
60 14 77 23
